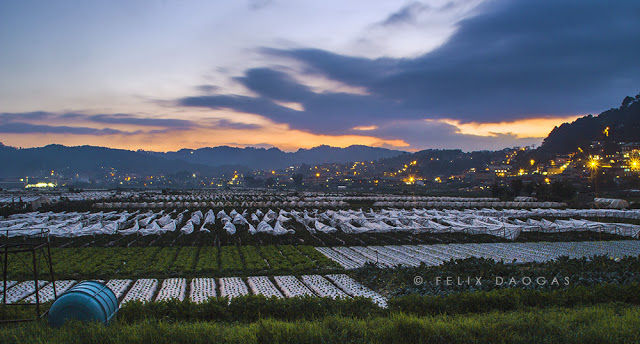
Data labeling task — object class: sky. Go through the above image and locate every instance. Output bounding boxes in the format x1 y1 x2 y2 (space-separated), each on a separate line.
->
1 0 639 152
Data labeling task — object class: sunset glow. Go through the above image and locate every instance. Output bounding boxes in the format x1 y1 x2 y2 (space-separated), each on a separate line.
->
1 1 638 152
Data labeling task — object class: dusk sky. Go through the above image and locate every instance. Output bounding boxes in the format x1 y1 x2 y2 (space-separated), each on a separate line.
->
1 0 639 152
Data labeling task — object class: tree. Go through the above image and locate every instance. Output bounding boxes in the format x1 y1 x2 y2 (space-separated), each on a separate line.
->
510 179 523 196
491 182 508 199
523 182 535 196
550 180 576 201
533 183 551 201
244 176 261 187
292 174 303 187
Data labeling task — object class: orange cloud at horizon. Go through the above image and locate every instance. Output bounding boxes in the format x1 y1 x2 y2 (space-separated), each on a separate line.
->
0 124 409 153
0 105 583 153
352 125 379 131
439 115 584 138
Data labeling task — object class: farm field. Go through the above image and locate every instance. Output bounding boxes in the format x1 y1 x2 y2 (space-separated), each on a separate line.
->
318 240 640 269
27 190 551 209
354 253 640 297
4 239 639 281
3 206 640 249
4 246 640 308
5 207 640 242
2 236 640 343
1 274 385 307
2 191 640 341
4 245 340 280
44 227 633 248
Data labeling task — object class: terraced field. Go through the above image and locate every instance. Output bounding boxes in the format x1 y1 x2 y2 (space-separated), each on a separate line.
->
317 240 640 269
4 245 341 280
1 274 386 307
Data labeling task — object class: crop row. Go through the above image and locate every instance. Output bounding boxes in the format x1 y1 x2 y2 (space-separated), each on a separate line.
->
354 252 640 297
4 245 341 280
320 240 640 270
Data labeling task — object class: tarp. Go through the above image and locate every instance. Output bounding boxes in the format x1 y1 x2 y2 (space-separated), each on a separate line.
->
180 220 194 234
315 220 337 233
223 221 236 235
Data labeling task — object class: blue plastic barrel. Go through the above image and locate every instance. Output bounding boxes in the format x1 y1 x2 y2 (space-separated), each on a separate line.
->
48 280 119 327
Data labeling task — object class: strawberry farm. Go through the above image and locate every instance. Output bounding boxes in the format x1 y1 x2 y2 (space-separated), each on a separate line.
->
1 191 639 343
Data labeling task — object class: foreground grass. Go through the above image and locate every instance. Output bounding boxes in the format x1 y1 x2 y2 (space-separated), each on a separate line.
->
3 283 639 323
1 304 639 344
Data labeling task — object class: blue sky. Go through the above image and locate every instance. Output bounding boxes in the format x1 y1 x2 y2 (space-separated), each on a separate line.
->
1 0 639 152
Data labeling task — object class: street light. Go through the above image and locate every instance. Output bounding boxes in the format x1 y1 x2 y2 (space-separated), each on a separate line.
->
630 158 640 171
587 157 600 200
587 158 599 171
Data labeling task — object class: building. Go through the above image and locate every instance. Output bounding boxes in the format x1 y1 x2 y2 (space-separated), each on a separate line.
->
622 142 640 158
489 165 512 177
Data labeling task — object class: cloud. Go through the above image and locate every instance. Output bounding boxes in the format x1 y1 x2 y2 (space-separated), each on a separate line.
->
379 2 432 27
208 119 262 130
269 0 640 121
179 94 300 123
0 110 265 141
352 125 378 131
236 68 313 102
0 111 54 123
0 122 131 136
176 0 640 152
196 84 219 93
370 120 541 151
1 111 196 129
180 66 418 134
376 1 474 28
88 114 194 128
248 0 273 10
261 47 394 86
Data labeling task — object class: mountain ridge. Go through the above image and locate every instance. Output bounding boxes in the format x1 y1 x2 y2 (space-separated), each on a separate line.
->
0 143 405 178
540 93 640 154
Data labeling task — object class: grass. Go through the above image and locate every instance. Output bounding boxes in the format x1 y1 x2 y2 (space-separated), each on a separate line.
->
0 304 639 343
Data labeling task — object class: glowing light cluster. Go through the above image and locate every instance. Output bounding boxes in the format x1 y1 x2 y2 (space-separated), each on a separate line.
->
25 182 56 188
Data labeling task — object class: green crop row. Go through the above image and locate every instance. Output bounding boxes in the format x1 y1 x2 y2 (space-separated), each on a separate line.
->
4 245 341 280
297 245 341 269
171 246 200 273
259 246 292 272
240 246 269 271
120 247 161 275
194 247 218 273
279 245 315 271
146 247 180 275
219 246 244 272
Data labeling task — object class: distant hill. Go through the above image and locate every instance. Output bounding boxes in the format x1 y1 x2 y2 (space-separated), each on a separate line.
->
0 143 405 178
371 148 502 177
0 144 220 178
152 145 405 170
540 93 640 154
360 93 640 176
